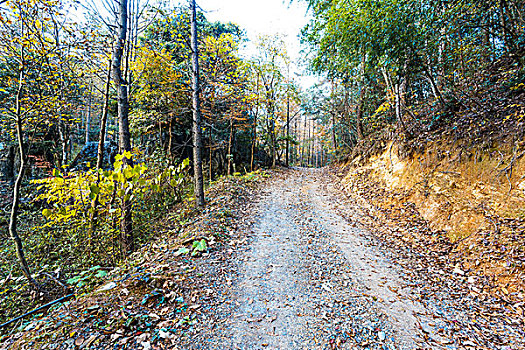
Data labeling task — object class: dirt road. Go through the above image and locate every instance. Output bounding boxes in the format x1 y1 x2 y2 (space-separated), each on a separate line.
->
202 169 450 349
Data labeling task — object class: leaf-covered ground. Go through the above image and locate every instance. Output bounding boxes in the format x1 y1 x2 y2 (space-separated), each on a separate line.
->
0 172 266 349
1 168 523 349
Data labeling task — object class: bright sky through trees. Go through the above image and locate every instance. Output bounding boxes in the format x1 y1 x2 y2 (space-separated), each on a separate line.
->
72 0 315 87
179 0 315 87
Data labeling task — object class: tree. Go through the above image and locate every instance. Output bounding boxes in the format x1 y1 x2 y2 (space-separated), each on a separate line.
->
112 0 134 253
190 0 205 206
302 0 525 159
130 5 249 177
0 0 86 289
200 33 252 176
252 34 290 168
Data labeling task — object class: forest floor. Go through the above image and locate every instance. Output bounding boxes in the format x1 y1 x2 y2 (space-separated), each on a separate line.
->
2 168 523 349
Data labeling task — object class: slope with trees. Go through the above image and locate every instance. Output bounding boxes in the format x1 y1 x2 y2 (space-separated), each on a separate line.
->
301 0 525 318
0 0 309 328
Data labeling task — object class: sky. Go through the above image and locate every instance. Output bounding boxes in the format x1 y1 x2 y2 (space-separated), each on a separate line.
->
193 0 309 59
180 0 318 88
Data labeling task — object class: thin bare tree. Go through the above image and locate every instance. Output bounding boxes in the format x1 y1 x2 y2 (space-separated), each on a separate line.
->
190 0 205 207
112 0 134 252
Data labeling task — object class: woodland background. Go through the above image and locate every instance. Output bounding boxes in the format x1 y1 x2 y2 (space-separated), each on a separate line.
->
0 0 524 331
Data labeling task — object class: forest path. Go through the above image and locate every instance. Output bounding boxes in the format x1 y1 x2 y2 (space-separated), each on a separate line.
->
203 168 442 349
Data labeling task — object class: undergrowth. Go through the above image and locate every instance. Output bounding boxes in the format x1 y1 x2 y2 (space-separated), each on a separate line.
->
0 168 268 347
0 151 192 326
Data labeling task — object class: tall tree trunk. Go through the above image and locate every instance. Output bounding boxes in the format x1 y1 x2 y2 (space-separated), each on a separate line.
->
307 118 311 166
314 122 318 168
124 0 132 84
190 0 205 207
209 127 213 183
89 56 113 243
113 0 133 254
394 81 409 137
271 121 276 167
331 112 337 154
5 145 15 185
80 112 84 141
499 0 509 51
158 121 164 151
250 76 259 172
425 67 445 106
133 0 140 68
381 67 393 101
268 100 276 168
97 57 113 170
168 117 174 162
58 119 68 167
85 83 92 144
332 80 339 155
311 120 315 167
69 134 73 161
293 111 298 165
227 118 233 176
301 116 304 166
276 128 283 164
343 79 350 121
285 94 290 167
9 68 39 289
356 53 366 140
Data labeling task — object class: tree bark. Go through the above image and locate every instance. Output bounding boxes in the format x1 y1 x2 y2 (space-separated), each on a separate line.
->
306 118 312 167
190 0 205 207
113 0 134 254
301 116 304 166
332 80 339 154
271 108 276 167
331 112 337 154
293 111 298 164
356 53 366 140
9 68 39 289
168 117 174 162
58 119 68 167
97 56 113 170
381 67 393 101
88 55 113 242
394 81 409 137
5 145 15 184
264 88 276 168
85 83 92 144
227 117 233 176
250 73 259 172
425 67 445 106
285 93 290 167
311 120 315 167
314 122 318 167
209 127 213 182
499 0 509 51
